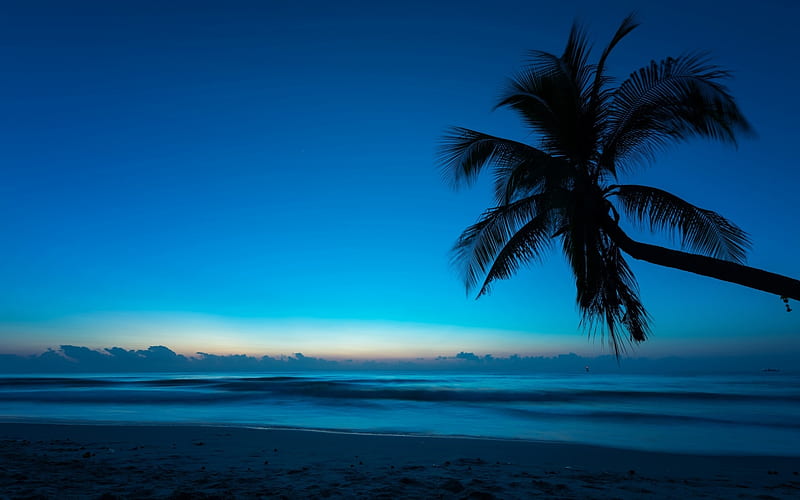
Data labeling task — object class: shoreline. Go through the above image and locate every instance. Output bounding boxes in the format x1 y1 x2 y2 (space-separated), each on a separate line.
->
2 417 799 458
2 422 799 498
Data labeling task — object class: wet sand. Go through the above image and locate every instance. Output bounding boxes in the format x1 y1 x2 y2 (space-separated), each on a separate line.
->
1 422 799 499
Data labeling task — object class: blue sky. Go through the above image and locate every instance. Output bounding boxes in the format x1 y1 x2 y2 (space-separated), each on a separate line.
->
1 0 798 359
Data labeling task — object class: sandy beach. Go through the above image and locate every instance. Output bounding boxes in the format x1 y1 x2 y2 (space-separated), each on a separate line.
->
0 423 798 499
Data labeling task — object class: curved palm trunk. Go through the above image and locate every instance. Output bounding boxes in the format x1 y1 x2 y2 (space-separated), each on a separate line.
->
603 222 800 301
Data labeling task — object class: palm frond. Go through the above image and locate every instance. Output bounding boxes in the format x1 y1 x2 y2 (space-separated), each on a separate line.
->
495 51 584 156
556 188 650 355
561 21 594 96
451 195 553 293
563 225 649 355
601 53 754 175
438 127 552 189
477 213 555 297
491 151 573 204
494 57 563 138
588 248 649 348
590 14 639 110
611 184 751 263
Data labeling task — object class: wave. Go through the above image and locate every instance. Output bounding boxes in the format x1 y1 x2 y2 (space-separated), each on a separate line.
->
0 389 254 404
499 407 800 430
1 375 798 405
0 377 118 388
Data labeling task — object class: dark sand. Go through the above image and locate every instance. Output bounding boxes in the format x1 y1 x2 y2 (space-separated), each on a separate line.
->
1 423 799 498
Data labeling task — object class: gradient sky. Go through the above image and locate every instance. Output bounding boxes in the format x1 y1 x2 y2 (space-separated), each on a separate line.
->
1 0 798 359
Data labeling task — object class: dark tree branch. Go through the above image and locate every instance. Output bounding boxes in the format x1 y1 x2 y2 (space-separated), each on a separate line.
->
604 221 800 301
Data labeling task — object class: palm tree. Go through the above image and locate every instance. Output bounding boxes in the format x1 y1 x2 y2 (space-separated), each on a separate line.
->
440 15 800 354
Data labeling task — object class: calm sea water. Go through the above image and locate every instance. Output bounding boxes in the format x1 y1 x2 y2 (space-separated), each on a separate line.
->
1 372 798 456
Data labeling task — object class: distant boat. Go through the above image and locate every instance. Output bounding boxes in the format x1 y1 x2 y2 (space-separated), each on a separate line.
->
762 368 780 372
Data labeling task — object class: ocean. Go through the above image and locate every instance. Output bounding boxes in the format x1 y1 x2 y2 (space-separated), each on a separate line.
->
1 371 798 456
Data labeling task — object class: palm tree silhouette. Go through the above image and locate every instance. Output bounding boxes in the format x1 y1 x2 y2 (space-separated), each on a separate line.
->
440 15 800 354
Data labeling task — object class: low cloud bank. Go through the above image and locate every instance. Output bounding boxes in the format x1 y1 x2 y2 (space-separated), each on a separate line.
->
0 345 794 374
